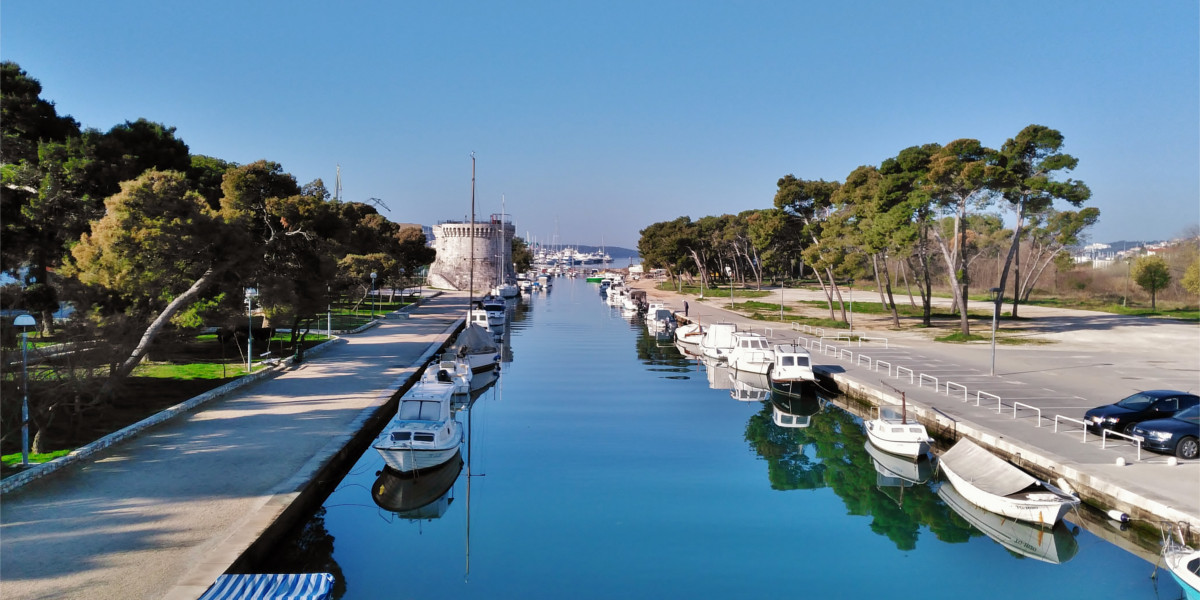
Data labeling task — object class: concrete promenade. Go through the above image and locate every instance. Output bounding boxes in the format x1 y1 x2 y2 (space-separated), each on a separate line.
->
637 280 1200 533
0 291 468 600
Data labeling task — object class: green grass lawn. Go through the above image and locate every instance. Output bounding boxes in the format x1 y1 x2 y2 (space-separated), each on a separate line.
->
2 449 72 472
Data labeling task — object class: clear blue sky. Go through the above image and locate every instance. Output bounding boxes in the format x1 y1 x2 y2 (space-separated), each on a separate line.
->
3 1 1197 249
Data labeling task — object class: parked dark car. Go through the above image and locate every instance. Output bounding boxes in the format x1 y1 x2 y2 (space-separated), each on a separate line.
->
1084 390 1200 435
1131 405 1200 459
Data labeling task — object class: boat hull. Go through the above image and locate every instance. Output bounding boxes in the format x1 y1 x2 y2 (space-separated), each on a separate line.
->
1166 546 1200 600
938 483 1079 564
376 444 461 473
939 458 1077 526
865 419 930 458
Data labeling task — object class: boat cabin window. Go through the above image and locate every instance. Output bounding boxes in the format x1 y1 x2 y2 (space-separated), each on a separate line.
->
398 400 442 420
796 356 809 367
781 356 794 366
390 431 411 442
413 433 435 442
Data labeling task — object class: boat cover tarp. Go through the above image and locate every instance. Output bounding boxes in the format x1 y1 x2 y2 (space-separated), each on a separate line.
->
940 439 1037 497
455 324 498 355
198 573 334 600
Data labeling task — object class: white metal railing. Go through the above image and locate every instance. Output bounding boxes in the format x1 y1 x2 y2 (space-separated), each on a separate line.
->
810 339 823 353
764 327 775 338
876 360 891 377
1012 402 1043 427
977 391 1001 411
858 336 889 348
840 348 853 360
825 345 839 357
1054 415 1089 443
1102 429 1143 461
945 381 968 401
918 373 938 389
895 366 914 383
791 322 802 331
857 354 872 368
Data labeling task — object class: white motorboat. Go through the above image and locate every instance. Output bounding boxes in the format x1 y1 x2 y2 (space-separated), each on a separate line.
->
421 353 473 395
865 405 932 458
373 382 462 472
468 307 491 331
938 482 1079 565
768 344 815 396
1163 522 1200 599
646 308 677 334
493 282 519 298
481 297 506 328
729 370 771 402
727 331 775 375
674 322 704 346
699 323 738 362
453 324 501 374
938 439 1080 527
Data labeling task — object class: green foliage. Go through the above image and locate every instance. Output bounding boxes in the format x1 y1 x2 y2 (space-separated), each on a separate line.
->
1131 255 1171 309
511 236 533 272
1182 258 1200 296
171 293 227 329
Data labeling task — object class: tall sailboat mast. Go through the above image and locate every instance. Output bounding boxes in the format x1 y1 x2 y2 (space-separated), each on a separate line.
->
468 152 475 311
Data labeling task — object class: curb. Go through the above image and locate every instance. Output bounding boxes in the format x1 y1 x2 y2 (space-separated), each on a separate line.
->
0 337 345 494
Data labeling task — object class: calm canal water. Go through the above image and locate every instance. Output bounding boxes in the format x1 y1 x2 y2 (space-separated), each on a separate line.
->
265 277 1186 600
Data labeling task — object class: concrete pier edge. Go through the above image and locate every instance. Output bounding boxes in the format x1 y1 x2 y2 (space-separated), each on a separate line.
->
822 366 1200 540
163 316 466 600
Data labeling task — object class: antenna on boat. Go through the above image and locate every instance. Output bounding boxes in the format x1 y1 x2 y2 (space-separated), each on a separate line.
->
880 379 908 424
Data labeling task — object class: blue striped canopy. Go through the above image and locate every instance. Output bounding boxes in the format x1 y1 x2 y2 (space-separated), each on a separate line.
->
198 573 334 600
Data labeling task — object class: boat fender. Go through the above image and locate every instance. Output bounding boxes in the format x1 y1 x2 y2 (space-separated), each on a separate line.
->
1106 510 1130 523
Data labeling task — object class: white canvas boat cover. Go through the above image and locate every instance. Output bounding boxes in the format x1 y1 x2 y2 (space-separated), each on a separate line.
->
940 439 1037 497
455 324 499 355
198 573 334 600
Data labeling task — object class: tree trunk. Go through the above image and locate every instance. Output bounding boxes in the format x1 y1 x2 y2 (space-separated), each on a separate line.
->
881 255 901 328
827 267 847 323
812 267 835 319
931 227 969 334
900 260 916 308
1010 238 1021 318
104 266 219 395
995 199 1027 321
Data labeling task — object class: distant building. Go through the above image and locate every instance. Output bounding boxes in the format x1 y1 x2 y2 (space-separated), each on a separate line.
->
426 214 515 292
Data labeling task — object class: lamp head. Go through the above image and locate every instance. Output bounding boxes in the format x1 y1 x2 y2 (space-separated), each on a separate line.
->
13 314 35 327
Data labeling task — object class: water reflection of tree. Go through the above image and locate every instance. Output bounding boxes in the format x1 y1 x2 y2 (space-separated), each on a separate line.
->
745 401 978 550
634 329 692 376
259 507 348 599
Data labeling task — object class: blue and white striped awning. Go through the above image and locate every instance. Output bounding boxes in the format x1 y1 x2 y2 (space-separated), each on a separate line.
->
198 573 334 600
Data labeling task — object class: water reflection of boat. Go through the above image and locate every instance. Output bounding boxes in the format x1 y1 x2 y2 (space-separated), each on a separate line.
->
939 439 1079 527
729 369 771 402
938 483 1079 564
772 393 823 428
371 452 464 519
865 441 932 486
702 356 734 390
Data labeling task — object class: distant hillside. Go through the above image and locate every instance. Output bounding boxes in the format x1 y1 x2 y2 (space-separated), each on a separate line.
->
572 245 638 259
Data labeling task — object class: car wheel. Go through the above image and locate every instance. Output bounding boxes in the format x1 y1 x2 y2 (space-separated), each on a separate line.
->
1177 437 1199 460
1122 422 1138 436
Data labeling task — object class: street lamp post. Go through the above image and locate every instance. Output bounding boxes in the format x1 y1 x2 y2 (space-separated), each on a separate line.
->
327 285 332 339
725 266 733 308
370 272 378 318
989 287 1001 376
245 288 258 373
14 314 35 466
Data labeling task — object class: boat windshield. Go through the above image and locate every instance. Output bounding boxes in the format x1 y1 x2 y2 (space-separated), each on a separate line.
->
1115 392 1158 410
398 400 442 420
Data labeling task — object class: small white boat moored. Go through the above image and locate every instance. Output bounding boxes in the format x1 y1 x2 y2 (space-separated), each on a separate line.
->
938 439 1080 527
727 331 774 375
674 322 704 346
1163 522 1200 600
421 353 473 395
769 344 815 396
373 383 462 472
865 405 932 458
699 323 738 362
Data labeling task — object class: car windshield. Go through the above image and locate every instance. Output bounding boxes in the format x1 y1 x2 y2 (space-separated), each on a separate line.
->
1115 392 1157 410
1173 405 1200 424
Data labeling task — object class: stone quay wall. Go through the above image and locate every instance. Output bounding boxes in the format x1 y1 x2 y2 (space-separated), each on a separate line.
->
427 219 515 292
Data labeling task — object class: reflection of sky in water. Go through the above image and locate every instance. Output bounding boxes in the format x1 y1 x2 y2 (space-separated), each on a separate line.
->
267 278 1182 600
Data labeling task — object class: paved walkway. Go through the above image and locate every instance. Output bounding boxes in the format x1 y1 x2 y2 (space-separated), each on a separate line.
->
0 292 468 600
637 280 1200 529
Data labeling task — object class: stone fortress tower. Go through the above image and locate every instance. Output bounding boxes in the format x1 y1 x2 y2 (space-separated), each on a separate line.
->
427 213 516 292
